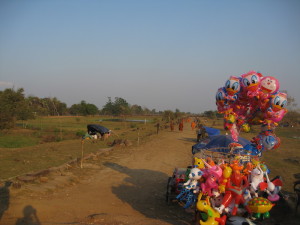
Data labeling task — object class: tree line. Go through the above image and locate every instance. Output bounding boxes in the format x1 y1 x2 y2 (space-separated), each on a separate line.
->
0 88 188 129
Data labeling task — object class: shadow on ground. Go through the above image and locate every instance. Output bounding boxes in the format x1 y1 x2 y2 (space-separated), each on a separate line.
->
177 137 197 143
259 191 300 225
15 205 41 225
104 162 192 225
0 181 11 221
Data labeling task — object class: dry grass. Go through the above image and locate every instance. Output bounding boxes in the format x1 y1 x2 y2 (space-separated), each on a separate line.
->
0 115 159 181
1 116 300 193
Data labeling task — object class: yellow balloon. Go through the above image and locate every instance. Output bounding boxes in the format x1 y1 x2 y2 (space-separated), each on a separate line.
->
242 123 250 132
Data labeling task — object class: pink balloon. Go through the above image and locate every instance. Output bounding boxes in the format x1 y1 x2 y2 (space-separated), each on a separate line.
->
264 92 288 123
240 71 263 98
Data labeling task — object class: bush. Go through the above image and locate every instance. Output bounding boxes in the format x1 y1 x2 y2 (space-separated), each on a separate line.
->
76 130 86 137
130 123 137 128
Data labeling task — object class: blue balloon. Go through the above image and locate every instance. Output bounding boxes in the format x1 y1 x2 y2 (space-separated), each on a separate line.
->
243 144 262 157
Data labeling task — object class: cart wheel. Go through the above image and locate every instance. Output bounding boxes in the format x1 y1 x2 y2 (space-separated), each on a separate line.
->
166 177 173 205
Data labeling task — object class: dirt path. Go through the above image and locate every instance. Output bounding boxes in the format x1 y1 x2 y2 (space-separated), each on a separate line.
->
1 124 198 225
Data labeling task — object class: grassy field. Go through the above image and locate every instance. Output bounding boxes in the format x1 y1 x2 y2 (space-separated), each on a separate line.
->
1 116 299 192
0 115 160 181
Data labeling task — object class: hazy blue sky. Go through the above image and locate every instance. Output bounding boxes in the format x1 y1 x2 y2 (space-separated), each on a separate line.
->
0 0 299 113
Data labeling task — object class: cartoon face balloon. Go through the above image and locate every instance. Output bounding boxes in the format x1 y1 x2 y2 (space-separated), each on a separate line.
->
260 133 279 150
225 76 240 96
216 87 227 103
270 92 288 112
216 87 229 112
241 71 262 93
260 76 280 94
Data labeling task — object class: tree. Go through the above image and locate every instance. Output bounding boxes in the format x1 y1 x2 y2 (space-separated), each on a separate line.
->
101 97 113 115
143 107 151 115
162 110 175 122
42 97 68 116
114 97 130 115
17 98 35 121
151 108 156 114
27 96 49 116
69 101 99 116
0 88 33 129
102 97 130 116
82 101 99 115
131 104 143 115
174 108 184 119
282 90 298 111
281 91 299 126
202 110 217 119
69 104 81 115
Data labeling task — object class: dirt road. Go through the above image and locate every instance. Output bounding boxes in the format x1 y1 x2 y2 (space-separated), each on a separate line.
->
1 125 198 225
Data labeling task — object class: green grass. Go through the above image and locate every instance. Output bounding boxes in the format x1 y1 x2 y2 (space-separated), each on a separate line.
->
0 135 39 148
1 116 300 193
0 115 160 181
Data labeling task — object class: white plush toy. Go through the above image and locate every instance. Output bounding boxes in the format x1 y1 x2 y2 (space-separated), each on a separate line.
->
184 167 203 193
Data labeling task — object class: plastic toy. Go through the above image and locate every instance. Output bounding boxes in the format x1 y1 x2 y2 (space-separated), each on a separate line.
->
216 160 250 215
243 162 254 177
196 193 221 225
259 173 283 202
201 160 223 196
194 157 205 169
219 165 232 193
176 167 203 208
176 188 196 209
247 197 274 219
249 165 264 196
183 167 203 192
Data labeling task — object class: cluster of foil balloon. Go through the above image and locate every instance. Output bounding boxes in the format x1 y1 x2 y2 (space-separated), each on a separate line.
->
216 71 288 151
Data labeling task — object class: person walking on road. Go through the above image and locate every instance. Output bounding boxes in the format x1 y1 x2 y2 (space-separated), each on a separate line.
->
170 120 174 131
179 120 183 131
156 122 160 134
197 124 206 142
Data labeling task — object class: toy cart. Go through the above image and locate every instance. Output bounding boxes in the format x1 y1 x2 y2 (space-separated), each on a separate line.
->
166 167 191 205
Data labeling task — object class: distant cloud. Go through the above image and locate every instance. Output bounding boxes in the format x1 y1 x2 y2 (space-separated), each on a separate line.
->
0 81 14 88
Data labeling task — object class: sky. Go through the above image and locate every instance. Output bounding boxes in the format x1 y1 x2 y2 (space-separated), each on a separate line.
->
0 0 299 113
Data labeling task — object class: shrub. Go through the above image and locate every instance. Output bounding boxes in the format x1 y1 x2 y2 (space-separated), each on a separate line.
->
76 130 86 137
130 123 137 128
